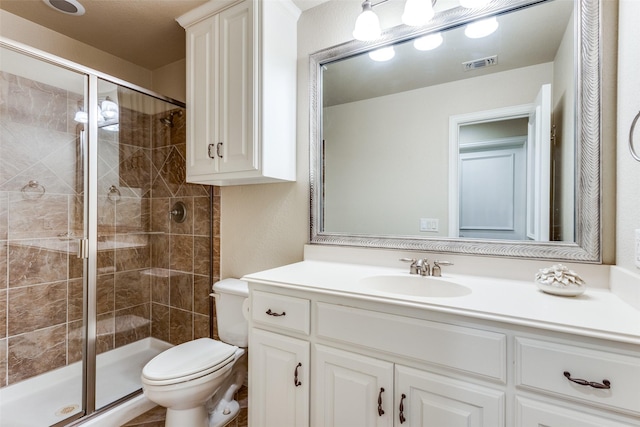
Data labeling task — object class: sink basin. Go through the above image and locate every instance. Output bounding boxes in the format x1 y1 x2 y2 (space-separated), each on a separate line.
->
359 275 472 298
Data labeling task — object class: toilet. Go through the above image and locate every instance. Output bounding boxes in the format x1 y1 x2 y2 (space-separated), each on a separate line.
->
142 278 249 427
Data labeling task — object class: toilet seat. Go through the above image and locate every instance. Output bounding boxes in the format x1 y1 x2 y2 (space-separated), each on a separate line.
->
142 338 238 386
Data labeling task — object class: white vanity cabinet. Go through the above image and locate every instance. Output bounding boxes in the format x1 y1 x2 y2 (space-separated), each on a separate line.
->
177 0 299 186
247 282 640 427
314 302 506 427
251 329 309 427
514 336 640 426
249 290 311 427
249 286 507 426
314 345 394 427
314 345 504 427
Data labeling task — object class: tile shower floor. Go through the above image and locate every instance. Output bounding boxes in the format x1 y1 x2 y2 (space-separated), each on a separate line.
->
0 338 170 427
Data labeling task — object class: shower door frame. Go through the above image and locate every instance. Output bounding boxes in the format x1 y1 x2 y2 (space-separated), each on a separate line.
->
0 37 186 425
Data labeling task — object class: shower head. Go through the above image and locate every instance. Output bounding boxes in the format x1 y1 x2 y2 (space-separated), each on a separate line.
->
159 110 184 127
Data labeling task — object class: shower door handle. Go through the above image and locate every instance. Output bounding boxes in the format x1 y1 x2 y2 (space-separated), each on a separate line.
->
77 239 89 259
216 142 224 158
208 143 216 159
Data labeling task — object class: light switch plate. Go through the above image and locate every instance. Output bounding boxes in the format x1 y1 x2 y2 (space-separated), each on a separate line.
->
420 218 439 232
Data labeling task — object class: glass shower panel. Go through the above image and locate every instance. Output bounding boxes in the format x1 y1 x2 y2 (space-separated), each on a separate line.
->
94 79 185 409
0 46 88 426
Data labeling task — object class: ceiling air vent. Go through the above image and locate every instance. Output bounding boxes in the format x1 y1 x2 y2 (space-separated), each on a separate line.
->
462 55 498 71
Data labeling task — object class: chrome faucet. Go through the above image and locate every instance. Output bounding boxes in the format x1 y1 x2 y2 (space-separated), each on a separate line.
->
415 258 430 276
400 258 453 276
400 258 430 276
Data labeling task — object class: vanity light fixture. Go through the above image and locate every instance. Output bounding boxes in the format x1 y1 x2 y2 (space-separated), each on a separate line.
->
464 16 499 38
401 0 435 27
74 109 88 123
353 0 382 41
353 0 491 42
368 46 396 61
100 98 118 120
74 97 119 131
413 32 443 50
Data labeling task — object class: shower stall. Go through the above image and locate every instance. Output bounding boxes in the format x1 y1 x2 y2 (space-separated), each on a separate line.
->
0 40 212 426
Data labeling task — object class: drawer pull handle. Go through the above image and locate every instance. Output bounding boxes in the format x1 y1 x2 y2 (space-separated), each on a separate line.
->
399 393 406 424
377 387 385 416
563 371 611 389
266 309 286 317
207 143 216 159
294 362 302 387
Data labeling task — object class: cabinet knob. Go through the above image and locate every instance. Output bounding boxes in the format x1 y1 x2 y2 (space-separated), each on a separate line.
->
217 142 224 158
563 371 611 389
208 143 216 159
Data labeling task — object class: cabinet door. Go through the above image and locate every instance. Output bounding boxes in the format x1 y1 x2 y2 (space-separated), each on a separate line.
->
218 0 257 174
516 396 639 427
250 328 309 427
185 14 220 179
395 365 505 427
314 345 394 427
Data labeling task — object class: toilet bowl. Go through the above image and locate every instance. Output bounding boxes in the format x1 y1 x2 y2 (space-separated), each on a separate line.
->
141 278 249 427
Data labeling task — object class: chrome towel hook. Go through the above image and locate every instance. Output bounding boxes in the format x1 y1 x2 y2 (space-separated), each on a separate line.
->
629 110 640 162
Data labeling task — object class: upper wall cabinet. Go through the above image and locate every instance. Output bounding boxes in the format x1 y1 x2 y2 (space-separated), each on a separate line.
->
177 0 300 186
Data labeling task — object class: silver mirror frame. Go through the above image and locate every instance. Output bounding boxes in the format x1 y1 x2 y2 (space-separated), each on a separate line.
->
309 0 601 262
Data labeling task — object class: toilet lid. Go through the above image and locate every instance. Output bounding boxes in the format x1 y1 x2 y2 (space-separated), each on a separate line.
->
142 338 238 382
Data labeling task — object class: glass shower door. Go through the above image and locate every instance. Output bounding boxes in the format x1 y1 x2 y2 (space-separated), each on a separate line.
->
93 78 177 410
0 46 89 426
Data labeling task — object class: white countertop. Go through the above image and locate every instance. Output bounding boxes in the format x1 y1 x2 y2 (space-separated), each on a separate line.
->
244 260 640 345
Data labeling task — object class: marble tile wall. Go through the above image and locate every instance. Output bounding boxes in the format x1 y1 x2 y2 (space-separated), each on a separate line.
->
0 73 217 389
148 108 217 346
0 71 86 387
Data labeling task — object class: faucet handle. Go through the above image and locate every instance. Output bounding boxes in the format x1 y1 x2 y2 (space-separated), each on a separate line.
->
432 260 453 277
399 258 419 275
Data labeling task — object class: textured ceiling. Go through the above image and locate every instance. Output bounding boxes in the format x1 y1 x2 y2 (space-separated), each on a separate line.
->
0 0 326 70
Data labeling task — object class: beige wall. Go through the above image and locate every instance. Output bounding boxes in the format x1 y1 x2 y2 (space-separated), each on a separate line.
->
0 10 185 101
617 0 639 272
324 63 552 237
152 59 187 103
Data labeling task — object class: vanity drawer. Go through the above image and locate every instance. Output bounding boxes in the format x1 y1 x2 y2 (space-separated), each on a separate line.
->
515 337 640 415
252 290 310 335
316 302 506 382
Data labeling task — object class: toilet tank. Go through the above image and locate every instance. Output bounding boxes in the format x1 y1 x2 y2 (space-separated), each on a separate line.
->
212 278 249 347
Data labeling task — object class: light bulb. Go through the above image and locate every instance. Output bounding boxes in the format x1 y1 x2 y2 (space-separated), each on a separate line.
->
459 0 491 8
368 46 395 62
74 110 88 123
413 32 443 51
353 1 382 41
465 17 499 38
402 0 434 27
101 99 118 120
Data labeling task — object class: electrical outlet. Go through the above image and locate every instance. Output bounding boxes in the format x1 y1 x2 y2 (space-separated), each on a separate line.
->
636 229 640 269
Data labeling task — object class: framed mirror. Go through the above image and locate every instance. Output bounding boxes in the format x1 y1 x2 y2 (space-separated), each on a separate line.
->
309 0 601 262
